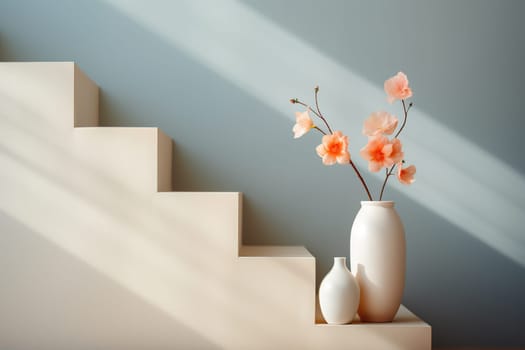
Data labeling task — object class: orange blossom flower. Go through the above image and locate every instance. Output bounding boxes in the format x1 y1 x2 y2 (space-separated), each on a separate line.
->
397 163 416 185
362 111 398 136
360 135 404 172
316 131 350 166
293 110 314 138
384 72 412 104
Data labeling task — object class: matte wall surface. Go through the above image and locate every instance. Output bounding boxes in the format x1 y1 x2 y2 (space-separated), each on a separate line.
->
1 0 524 347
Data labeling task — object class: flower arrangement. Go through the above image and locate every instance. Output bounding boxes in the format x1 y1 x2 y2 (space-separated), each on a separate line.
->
290 72 416 201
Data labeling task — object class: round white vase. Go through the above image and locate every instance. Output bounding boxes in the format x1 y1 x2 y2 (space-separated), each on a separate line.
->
350 201 405 322
319 257 360 324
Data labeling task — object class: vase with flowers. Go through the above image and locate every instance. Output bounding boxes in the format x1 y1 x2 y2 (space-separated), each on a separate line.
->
290 72 416 322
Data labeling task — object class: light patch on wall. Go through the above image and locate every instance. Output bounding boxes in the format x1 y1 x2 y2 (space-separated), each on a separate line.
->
100 0 525 267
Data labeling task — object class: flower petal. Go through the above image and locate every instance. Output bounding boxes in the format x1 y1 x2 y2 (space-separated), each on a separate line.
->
363 111 398 136
323 154 337 166
397 163 416 185
384 72 413 104
360 135 403 172
293 110 314 138
316 131 350 166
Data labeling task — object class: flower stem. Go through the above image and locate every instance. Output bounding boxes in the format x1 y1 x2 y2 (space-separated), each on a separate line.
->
394 99 409 138
293 100 321 117
349 160 373 201
380 99 410 200
314 126 327 135
314 89 333 134
379 164 396 200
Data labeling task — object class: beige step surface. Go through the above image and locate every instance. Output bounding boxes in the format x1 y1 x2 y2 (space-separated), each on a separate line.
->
0 62 430 349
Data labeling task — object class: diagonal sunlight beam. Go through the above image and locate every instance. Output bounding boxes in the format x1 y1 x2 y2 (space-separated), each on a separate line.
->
102 0 525 266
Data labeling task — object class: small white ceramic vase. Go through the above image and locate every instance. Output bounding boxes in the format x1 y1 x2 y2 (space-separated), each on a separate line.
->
350 201 405 322
319 257 360 324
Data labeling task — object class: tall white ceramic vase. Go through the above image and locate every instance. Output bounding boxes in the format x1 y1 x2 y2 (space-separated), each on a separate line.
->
350 201 405 322
319 257 360 324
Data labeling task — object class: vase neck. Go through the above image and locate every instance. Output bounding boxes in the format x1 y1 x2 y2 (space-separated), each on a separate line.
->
333 257 347 270
360 201 394 208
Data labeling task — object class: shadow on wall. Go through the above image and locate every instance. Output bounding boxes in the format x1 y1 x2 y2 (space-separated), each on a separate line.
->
0 34 4 58
0 0 524 347
400 199 525 347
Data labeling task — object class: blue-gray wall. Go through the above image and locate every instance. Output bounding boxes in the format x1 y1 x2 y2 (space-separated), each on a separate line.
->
1 0 524 347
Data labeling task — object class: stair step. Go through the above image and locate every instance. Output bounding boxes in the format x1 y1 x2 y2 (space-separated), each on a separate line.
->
73 127 172 193
239 245 313 257
316 304 427 326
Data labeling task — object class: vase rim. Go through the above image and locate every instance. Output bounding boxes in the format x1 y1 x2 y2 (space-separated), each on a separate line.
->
332 257 348 268
360 201 394 207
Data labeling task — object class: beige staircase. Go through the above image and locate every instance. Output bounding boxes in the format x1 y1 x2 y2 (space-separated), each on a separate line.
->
0 62 430 349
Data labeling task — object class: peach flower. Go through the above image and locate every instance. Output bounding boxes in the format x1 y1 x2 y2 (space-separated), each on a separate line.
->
397 163 416 185
293 110 314 138
384 72 412 104
360 136 404 172
362 111 398 136
316 131 350 166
